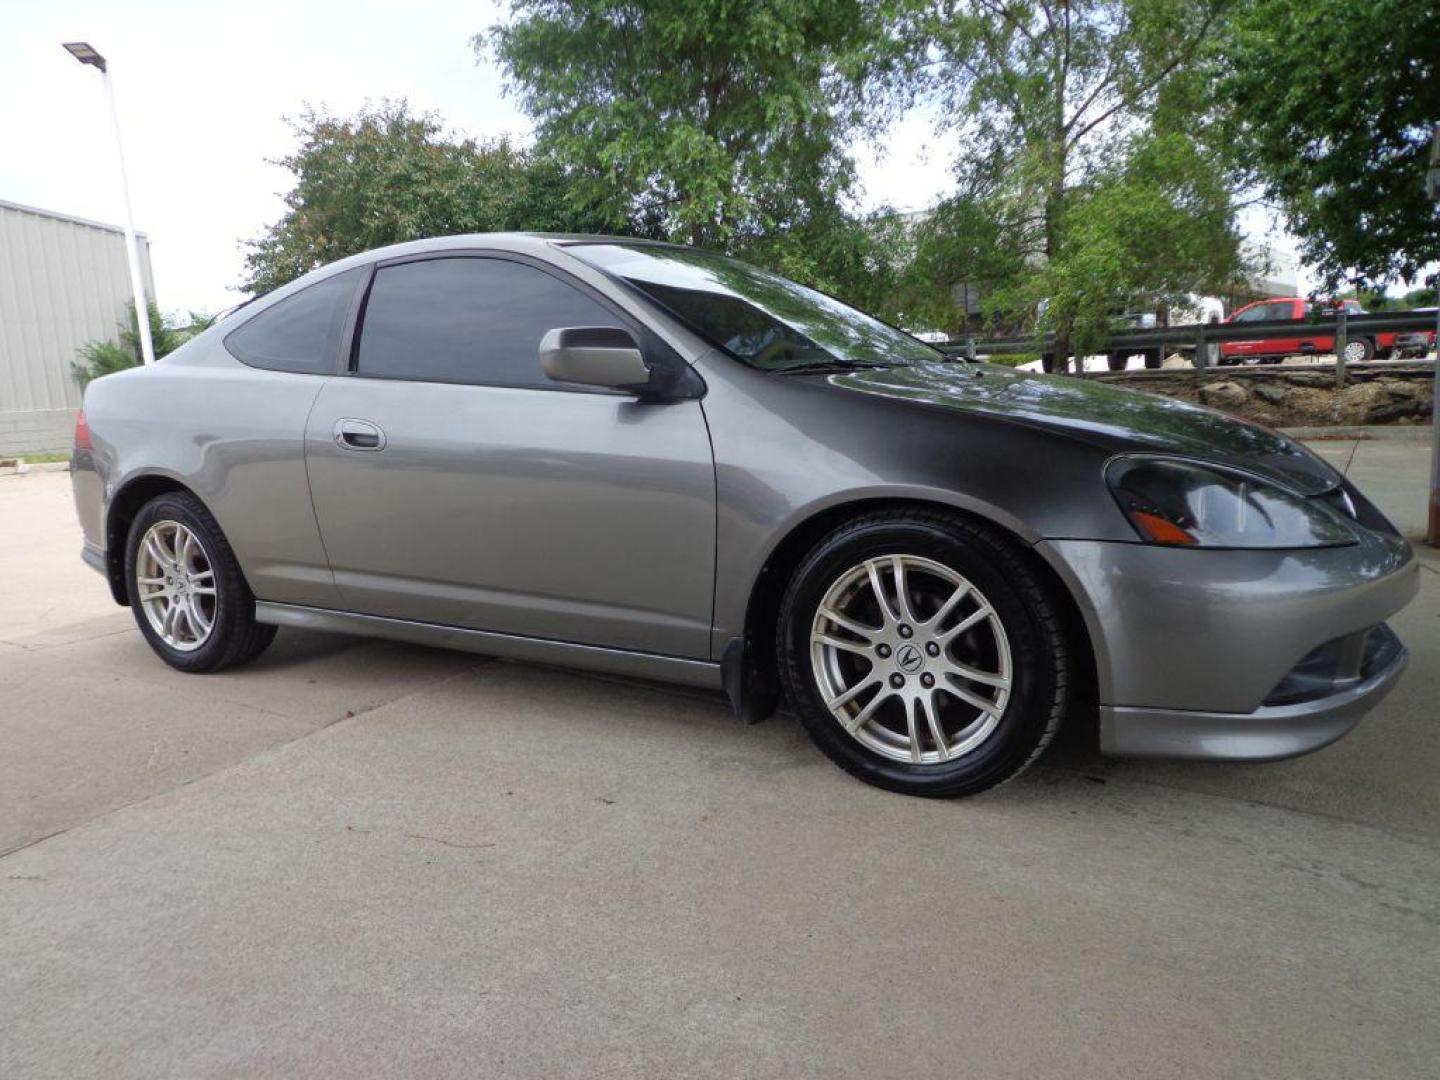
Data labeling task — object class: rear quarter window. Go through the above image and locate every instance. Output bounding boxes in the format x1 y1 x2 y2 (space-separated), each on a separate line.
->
225 268 365 374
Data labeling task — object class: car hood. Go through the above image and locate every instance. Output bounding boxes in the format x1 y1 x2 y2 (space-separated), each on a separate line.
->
827 362 1340 496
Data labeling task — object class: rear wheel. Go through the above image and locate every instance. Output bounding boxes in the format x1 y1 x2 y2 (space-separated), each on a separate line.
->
1343 337 1374 364
125 492 276 672
777 511 1070 797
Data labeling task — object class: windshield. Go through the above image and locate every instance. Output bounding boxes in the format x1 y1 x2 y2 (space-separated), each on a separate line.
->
567 243 942 372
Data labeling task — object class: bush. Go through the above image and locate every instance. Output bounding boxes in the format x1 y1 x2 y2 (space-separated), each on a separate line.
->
73 304 214 387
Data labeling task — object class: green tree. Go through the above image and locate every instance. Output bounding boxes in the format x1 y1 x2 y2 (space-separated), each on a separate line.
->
1218 0 1439 287
993 130 1245 353
893 0 1245 364
72 304 214 387
242 101 610 294
482 0 884 269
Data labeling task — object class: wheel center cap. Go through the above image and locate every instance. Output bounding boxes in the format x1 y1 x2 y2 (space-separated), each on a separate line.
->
896 643 925 673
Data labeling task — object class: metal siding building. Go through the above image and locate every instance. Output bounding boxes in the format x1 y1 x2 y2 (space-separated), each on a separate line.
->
0 199 155 454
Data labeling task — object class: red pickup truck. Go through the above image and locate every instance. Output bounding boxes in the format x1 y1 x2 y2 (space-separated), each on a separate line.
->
1219 298 1434 365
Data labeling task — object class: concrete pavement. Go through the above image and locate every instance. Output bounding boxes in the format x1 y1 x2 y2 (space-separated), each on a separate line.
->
1 448 1437 1079
0 466 118 639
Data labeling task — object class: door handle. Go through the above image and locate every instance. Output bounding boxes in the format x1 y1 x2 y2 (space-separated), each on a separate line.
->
333 418 386 452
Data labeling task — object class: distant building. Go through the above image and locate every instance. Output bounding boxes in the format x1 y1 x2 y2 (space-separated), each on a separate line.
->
0 199 155 455
1240 240 1300 299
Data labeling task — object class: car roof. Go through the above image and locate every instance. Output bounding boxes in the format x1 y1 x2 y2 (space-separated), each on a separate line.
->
232 233 689 314
336 232 685 262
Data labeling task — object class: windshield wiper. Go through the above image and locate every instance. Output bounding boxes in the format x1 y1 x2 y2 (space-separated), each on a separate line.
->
771 361 899 375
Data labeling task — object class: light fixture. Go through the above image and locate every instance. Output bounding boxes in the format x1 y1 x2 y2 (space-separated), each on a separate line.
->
62 41 107 72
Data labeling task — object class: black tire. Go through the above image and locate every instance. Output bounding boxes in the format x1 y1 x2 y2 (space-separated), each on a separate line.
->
1143 348 1163 369
776 510 1070 797
124 491 276 673
1106 352 1127 371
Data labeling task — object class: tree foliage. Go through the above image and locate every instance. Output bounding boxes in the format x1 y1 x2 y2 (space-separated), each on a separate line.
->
72 304 214 387
236 2 1433 352
483 0 891 291
1218 0 1440 287
485 0 869 245
890 0 1245 358
241 102 610 294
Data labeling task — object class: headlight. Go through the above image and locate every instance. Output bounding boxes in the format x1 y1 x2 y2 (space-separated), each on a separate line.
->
1106 457 1357 548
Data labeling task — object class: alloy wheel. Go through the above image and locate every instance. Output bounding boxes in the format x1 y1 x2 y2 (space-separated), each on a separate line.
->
135 520 217 652
809 554 1012 765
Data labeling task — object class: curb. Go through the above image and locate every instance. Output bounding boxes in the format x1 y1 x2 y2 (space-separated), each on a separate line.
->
0 459 71 476
1282 425 1433 441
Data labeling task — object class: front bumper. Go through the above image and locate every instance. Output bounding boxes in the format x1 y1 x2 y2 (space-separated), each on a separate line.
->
1101 633 1408 760
1037 531 1420 761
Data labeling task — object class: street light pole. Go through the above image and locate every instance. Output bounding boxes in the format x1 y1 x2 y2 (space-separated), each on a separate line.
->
63 42 156 367
1427 124 1440 546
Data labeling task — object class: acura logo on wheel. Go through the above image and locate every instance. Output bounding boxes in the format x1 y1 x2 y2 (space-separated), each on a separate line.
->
896 644 924 673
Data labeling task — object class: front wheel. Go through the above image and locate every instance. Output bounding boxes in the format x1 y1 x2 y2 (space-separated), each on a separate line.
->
125 491 276 672
776 511 1071 797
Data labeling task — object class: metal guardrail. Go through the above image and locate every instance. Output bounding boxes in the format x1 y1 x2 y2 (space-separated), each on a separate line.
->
937 309 1437 386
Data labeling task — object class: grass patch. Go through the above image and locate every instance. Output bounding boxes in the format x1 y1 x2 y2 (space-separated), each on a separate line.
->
7 452 71 464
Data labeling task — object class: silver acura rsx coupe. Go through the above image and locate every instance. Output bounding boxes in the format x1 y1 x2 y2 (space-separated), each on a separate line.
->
71 234 1419 796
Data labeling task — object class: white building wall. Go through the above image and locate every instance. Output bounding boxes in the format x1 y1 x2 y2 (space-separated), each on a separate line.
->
0 199 154 454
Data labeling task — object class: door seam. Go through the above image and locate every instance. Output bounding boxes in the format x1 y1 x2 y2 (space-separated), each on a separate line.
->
300 377 342 597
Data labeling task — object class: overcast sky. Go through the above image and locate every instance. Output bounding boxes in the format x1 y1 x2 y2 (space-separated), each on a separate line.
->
3 0 1306 316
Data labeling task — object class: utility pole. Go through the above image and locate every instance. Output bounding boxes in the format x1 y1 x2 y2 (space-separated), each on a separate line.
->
63 42 156 366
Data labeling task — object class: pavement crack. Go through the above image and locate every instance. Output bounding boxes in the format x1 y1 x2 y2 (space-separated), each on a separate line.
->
0 660 491 863
1340 438 1361 476
403 833 496 850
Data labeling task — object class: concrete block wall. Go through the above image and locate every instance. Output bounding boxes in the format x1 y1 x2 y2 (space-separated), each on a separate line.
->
0 408 76 456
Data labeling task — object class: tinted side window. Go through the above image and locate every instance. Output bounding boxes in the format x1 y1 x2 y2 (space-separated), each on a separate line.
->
225 268 364 374
1233 305 1267 323
355 257 624 387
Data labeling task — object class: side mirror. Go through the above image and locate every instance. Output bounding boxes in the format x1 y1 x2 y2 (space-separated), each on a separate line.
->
540 327 652 393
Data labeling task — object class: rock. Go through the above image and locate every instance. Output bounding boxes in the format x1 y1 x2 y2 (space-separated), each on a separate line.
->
1333 381 1389 424
1381 380 1421 400
1253 383 1288 405
1199 381 1249 408
1285 372 1332 387
1161 353 1190 369
1367 400 1430 424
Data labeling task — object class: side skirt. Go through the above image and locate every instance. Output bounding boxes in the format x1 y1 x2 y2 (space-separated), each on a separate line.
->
254 601 724 690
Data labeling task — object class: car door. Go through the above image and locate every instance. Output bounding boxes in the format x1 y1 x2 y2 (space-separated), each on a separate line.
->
1222 301 1270 358
1266 299 1304 355
303 252 717 659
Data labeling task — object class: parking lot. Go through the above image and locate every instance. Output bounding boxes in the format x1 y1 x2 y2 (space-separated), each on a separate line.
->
2 441 1437 1079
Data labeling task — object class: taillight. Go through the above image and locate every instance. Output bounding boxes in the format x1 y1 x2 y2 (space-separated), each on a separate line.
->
74 409 92 450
